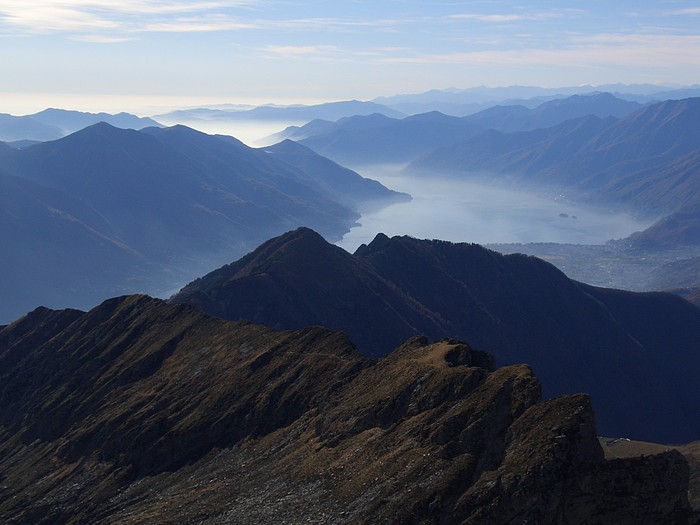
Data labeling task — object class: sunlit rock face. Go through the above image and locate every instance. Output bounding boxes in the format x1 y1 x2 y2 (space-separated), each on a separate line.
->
0 297 693 523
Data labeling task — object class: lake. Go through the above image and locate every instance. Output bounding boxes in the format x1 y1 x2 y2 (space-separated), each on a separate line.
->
336 166 654 252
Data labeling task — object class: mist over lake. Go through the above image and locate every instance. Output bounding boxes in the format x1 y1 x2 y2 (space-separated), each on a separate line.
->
152 117 302 147
337 166 653 252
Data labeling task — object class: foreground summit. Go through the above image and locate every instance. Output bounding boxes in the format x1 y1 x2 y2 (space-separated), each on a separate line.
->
0 295 693 523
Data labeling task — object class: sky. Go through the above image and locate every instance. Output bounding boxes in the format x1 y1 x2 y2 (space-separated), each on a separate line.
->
1 0 700 115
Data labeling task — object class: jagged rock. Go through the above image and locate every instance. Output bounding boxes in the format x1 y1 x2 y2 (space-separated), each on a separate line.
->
0 297 694 523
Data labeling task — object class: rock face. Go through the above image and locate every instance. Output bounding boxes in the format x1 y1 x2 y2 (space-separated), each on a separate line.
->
171 227 700 444
0 296 694 524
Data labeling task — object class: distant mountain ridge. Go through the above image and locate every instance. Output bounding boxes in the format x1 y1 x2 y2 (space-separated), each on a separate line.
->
0 124 402 323
0 108 161 142
373 83 700 115
172 227 700 443
154 99 405 125
0 113 63 142
288 92 644 167
407 97 700 216
29 108 161 134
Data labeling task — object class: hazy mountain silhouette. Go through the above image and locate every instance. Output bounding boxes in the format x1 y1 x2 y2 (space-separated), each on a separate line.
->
464 92 641 133
373 83 700 114
0 124 400 322
261 139 410 209
408 97 700 216
265 117 335 143
28 108 161 135
0 295 693 523
292 93 644 167
0 113 63 142
623 201 700 250
298 112 484 167
156 99 404 124
172 227 700 443
0 109 161 142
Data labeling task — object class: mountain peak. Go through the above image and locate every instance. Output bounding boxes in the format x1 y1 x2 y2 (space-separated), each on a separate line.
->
173 228 700 442
354 232 391 255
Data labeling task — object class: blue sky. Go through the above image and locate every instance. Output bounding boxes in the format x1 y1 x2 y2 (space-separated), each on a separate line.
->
1 1 700 114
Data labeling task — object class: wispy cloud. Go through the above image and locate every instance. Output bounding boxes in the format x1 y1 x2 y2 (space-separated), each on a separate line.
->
261 44 344 60
0 1 419 43
668 7 700 16
72 34 137 43
449 13 529 22
375 33 700 68
143 16 258 33
0 0 259 37
448 9 586 23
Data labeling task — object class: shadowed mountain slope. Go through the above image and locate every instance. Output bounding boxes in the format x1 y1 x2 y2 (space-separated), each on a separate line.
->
260 139 410 210
0 123 401 323
172 228 700 443
0 170 165 322
0 295 693 523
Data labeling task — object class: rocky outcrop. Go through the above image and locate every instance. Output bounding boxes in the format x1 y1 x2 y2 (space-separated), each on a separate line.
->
0 296 694 523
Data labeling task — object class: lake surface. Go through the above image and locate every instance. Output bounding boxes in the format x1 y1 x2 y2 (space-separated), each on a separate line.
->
336 167 654 252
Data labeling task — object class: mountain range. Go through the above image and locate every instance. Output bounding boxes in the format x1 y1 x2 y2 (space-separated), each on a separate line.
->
171 227 700 444
154 100 405 126
0 294 695 523
276 92 645 168
0 123 403 323
407 97 700 217
372 83 700 116
0 108 160 142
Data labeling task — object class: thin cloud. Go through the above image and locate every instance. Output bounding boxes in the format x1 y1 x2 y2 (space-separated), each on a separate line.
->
261 44 343 60
376 33 700 67
0 0 259 35
72 34 137 43
268 16 415 32
143 16 258 33
449 9 586 23
668 7 700 15
450 14 528 22
0 1 414 41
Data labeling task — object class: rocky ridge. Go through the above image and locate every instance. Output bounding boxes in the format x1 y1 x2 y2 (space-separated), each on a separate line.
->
0 295 694 523
171 227 700 443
